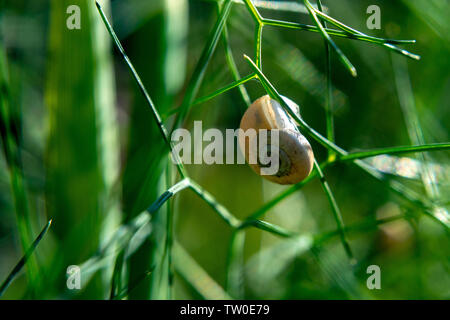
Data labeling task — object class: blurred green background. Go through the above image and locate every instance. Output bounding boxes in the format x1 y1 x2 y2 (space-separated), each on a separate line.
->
0 0 449 299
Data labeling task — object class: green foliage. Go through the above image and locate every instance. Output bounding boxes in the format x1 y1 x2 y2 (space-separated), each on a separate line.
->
0 0 449 299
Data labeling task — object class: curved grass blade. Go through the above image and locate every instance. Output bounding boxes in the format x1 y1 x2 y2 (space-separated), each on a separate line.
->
0 220 52 297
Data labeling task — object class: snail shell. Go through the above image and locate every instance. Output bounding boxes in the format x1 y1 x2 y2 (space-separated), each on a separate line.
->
239 95 314 185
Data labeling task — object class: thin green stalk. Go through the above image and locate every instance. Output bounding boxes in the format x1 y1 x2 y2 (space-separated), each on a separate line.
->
302 0 357 77
191 74 256 107
164 163 175 299
96 2 187 178
243 0 263 23
221 22 252 108
0 220 52 297
255 23 263 69
317 0 335 161
239 219 295 238
340 143 450 162
262 18 416 45
189 180 241 228
172 0 233 131
313 160 354 261
312 8 420 61
246 170 319 221
315 212 408 244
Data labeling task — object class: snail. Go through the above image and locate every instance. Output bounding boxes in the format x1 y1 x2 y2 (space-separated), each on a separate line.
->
238 95 314 185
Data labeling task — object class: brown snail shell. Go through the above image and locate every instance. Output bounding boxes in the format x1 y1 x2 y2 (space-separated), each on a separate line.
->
239 95 314 185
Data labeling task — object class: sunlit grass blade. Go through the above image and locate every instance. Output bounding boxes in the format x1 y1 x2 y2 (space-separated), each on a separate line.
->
0 220 52 297
246 171 318 220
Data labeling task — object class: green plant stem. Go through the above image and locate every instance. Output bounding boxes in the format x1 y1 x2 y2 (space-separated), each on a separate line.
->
0 220 52 297
191 74 256 107
96 2 187 178
262 19 415 45
243 0 263 23
340 143 450 161
172 0 233 131
312 7 420 60
221 21 252 108
317 0 335 162
164 163 175 299
314 160 354 260
303 0 357 77
188 180 241 228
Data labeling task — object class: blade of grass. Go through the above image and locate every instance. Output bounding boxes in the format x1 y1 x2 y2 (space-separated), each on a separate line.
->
0 220 52 297
0 43 39 296
96 1 186 178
